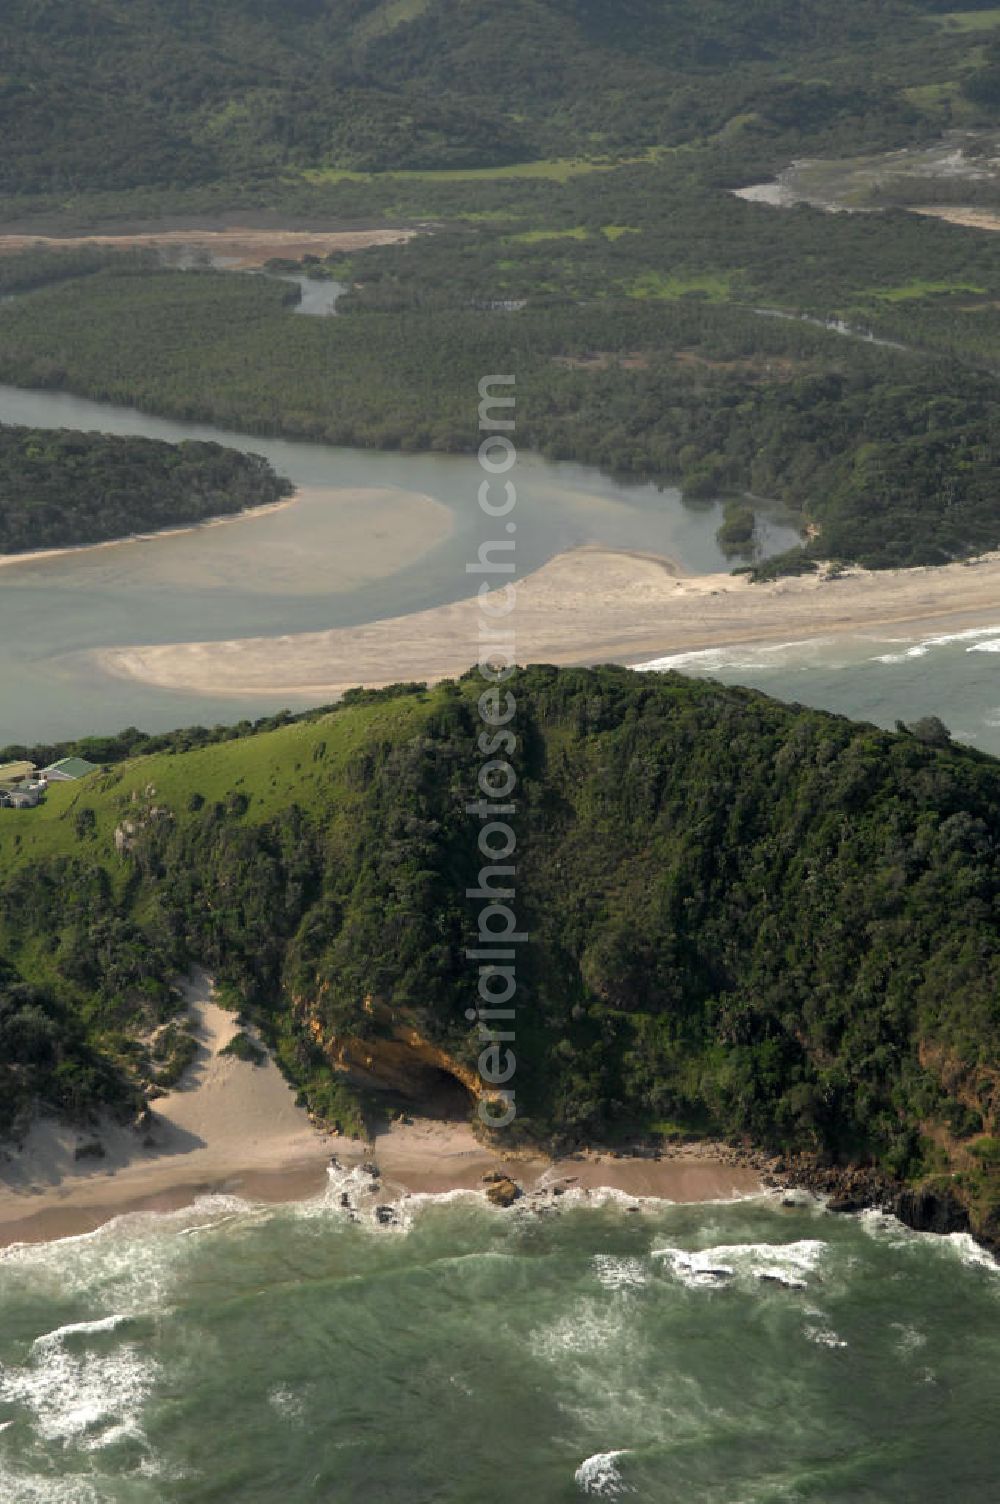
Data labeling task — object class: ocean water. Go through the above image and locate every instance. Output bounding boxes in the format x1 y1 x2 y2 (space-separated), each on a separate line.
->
639 619 1000 758
0 1177 996 1502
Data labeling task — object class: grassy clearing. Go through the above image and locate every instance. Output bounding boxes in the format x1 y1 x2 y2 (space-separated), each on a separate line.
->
626 270 733 301
0 698 429 879
930 8 1000 30
507 226 589 243
299 148 666 186
870 279 987 301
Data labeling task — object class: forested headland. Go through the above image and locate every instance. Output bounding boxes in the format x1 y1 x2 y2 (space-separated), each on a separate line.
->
0 423 292 554
1 669 998 1242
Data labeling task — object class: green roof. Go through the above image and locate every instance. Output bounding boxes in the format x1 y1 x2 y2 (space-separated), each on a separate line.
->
44 757 98 779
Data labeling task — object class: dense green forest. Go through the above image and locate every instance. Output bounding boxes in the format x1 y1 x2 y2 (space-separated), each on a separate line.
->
0 0 998 208
0 423 292 554
0 669 998 1239
1 260 996 566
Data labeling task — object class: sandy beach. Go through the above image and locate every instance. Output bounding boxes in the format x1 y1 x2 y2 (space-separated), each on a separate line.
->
0 226 417 267
99 543 1000 698
0 973 762 1247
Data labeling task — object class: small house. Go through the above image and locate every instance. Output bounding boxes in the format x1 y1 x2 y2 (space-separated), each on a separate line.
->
7 787 40 809
42 756 99 782
0 761 36 788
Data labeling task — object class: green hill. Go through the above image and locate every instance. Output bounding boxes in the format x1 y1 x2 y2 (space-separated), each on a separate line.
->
2 668 998 1240
1 0 996 198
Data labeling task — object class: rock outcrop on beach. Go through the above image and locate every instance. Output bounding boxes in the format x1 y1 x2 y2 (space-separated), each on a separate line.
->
484 1174 522 1208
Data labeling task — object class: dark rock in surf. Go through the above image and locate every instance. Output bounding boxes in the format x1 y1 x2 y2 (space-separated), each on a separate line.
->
894 1185 970 1237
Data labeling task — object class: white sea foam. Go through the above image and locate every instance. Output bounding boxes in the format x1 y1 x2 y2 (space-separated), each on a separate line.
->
969 639 1000 653
0 1312 155 1452
651 1238 825 1291
637 639 828 675
590 1255 649 1291
268 1384 307 1423
947 1232 1000 1273
861 1211 999 1273
804 1321 847 1349
872 623 1000 664
575 1449 634 1497
0 1462 104 1503
530 1302 626 1361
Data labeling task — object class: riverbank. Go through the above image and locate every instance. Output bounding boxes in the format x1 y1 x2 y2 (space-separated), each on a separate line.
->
0 224 417 267
98 544 1000 698
0 975 762 1248
0 492 300 571
0 481 454 585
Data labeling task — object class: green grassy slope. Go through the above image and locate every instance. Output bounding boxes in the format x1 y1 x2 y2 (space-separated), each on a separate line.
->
2 669 999 1238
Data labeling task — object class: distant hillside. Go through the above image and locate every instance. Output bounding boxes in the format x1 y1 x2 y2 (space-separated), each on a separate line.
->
0 424 292 555
1 668 998 1241
0 0 995 195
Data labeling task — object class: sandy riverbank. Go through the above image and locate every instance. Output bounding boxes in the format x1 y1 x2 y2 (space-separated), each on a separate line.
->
98 543 1000 698
0 973 761 1247
0 483 454 587
0 226 416 267
0 493 300 571
911 206 1000 234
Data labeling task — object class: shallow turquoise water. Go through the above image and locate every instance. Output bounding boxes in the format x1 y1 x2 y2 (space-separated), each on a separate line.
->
0 1182 996 1502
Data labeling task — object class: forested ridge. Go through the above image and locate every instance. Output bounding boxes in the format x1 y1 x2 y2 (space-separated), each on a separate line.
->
1 669 999 1240
0 423 292 553
2 0 996 198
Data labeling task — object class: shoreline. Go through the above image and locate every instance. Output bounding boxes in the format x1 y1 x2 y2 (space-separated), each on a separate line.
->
0 1143 767 1250
0 491 300 570
97 543 1000 699
0 972 763 1249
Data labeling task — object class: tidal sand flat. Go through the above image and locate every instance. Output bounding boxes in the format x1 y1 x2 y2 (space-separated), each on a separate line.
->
0 484 454 590
98 544 1000 698
0 226 416 267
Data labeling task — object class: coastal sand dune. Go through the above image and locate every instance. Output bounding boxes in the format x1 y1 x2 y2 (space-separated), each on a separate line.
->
99 544 1000 698
0 971 335 1243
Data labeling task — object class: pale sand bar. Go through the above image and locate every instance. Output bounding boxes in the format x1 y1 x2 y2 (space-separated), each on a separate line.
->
100 544 1000 698
0 484 454 589
911 206 1000 234
0 226 416 267
0 972 761 1246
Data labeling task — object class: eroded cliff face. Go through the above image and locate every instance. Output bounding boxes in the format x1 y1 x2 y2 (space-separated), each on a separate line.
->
297 993 484 1115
